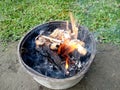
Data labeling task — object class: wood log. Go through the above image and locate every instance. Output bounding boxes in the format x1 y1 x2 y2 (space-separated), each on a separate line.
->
50 28 71 40
49 29 63 38
41 35 61 43
50 43 60 50
69 40 87 55
69 12 78 39
77 45 87 55
35 35 46 46
42 45 62 69
70 39 85 47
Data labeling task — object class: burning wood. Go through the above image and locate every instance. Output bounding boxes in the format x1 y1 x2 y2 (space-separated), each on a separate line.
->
35 34 86 55
35 13 87 76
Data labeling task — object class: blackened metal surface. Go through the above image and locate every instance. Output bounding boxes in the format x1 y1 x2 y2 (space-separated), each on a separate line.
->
19 21 93 79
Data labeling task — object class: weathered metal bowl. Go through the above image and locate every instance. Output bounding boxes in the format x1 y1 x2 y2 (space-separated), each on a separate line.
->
17 21 96 89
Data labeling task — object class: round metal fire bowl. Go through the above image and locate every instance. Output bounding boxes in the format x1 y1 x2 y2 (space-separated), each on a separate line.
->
18 21 96 89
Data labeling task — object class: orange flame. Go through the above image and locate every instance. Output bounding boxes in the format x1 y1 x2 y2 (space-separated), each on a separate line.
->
58 40 79 71
57 12 81 72
65 57 69 70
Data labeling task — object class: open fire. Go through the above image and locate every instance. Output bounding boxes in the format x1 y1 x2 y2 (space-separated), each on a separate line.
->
33 13 89 77
20 13 92 79
18 13 96 89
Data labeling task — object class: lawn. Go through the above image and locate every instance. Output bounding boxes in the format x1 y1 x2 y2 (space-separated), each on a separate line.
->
0 0 120 45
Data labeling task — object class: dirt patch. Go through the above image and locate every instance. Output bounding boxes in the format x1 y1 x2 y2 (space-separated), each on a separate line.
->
0 42 120 90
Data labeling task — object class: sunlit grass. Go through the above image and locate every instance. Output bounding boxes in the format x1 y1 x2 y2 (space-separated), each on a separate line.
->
0 0 120 44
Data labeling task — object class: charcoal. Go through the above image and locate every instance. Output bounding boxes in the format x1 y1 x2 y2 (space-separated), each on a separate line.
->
71 50 81 61
69 69 77 77
43 45 62 69
46 69 65 79
33 62 66 79
77 61 82 68
80 52 91 63
36 46 48 56
55 71 65 78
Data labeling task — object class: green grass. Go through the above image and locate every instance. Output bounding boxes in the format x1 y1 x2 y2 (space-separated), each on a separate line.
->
0 0 120 45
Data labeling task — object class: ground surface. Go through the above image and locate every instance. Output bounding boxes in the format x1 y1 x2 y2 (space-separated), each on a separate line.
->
0 42 120 90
